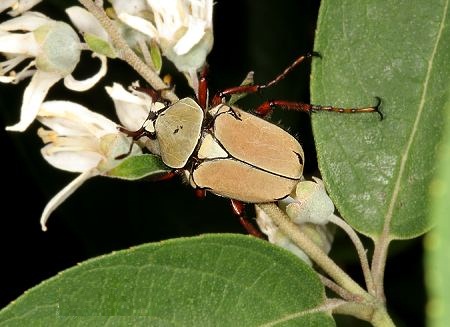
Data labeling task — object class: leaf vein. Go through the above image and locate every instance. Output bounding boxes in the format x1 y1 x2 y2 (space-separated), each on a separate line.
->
383 0 449 236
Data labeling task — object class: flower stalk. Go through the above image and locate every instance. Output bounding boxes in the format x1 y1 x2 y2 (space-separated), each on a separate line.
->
78 0 178 103
256 202 371 300
328 214 375 296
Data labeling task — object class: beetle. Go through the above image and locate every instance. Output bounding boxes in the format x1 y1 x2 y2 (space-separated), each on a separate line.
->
120 53 381 235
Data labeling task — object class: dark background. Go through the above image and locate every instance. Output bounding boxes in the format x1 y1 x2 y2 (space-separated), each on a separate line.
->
0 1 424 326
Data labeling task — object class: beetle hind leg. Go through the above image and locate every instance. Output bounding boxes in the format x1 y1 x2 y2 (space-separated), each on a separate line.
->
255 97 383 120
231 199 265 238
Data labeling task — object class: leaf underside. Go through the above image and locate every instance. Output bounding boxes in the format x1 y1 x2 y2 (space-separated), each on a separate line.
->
107 154 170 180
0 235 334 326
311 0 450 239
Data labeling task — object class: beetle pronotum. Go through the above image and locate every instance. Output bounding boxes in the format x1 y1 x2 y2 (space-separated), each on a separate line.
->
120 53 381 235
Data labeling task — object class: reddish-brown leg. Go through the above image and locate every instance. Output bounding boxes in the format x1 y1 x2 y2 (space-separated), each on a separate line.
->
198 65 209 112
194 188 207 199
150 170 179 182
211 52 319 106
231 199 265 238
133 85 172 106
255 97 383 120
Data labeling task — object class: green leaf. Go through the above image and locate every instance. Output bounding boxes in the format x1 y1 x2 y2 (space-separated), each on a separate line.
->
150 40 162 74
0 235 334 326
84 32 117 58
229 71 255 106
311 0 450 239
107 154 170 180
426 98 450 327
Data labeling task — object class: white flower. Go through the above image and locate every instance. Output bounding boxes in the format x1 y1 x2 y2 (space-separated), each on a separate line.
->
37 100 141 231
110 0 148 17
116 0 213 88
1 12 107 132
66 6 153 65
0 0 42 16
106 82 153 129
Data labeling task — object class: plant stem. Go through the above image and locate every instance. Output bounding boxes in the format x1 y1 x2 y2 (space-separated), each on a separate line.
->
78 0 178 103
257 203 371 300
318 274 356 301
328 214 376 296
332 300 395 327
371 307 396 327
371 234 392 300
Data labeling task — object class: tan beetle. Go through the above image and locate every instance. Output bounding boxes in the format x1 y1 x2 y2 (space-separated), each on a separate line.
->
120 53 381 235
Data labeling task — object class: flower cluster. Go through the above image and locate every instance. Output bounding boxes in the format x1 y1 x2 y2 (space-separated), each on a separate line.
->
1 0 213 230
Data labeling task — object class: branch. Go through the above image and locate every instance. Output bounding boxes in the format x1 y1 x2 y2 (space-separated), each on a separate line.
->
78 0 178 103
256 203 371 300
328 214 375 296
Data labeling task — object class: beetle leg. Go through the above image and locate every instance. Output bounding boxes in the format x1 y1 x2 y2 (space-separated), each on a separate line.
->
194 188 207 199
255 97 383 120
230 199 265 238
115 123 158 159
211 52 320 106
198 64 209 112
134 84 173 106
118 125 156 140
150 170 178 182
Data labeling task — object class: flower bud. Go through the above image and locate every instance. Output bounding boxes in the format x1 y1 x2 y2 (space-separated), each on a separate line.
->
34 22 81 75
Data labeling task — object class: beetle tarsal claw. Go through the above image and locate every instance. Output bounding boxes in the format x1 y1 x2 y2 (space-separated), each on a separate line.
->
227 107 242 121
373 96 384 121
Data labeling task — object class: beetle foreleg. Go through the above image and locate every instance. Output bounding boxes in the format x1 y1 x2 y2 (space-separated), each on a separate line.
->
211 85 260 106
231 199 265 238
258 51 320 90
115 125 157 159
255 97 383 120
134 85 172 106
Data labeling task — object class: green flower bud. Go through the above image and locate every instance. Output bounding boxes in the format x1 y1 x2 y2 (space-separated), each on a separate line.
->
34 22 81 75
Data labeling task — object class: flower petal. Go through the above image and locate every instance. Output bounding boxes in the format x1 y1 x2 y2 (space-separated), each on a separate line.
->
0 32 39 55
40 140 103 172
0 0 15 14
38 100 118 137
6 0 43 16
66 6 108 40
63 54 107 91
118 12 158 39
0 11 50 31
173 18 206 55
6 70 60 132
0 75 16 82
40 169 97 231
105 83 150 130
111 0 148 16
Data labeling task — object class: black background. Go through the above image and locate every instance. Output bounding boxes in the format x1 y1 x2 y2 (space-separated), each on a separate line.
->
0 1 424 326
